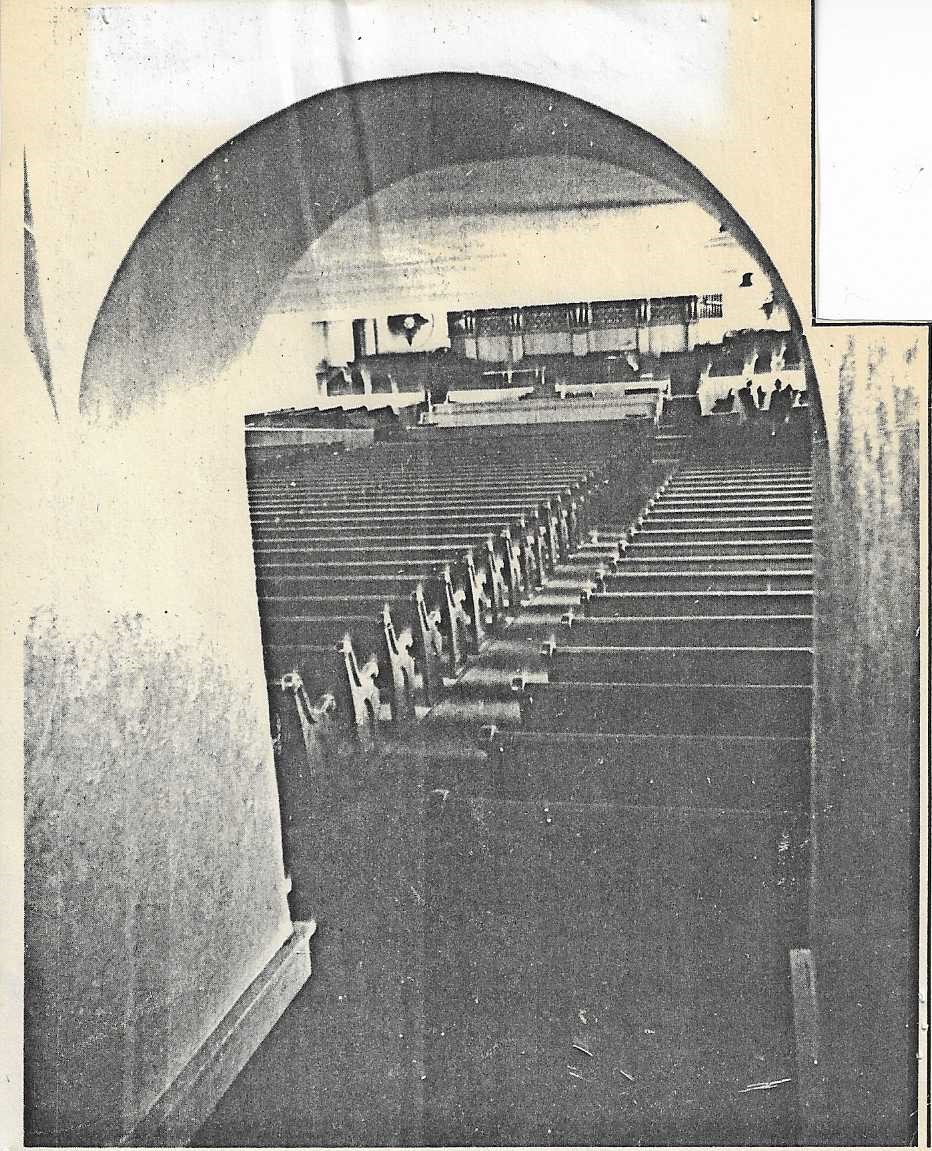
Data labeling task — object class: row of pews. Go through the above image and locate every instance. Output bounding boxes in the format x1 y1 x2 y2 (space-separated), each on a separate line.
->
485 461 812 791
241 419 815 1145
416 457 814 1143
249 425 651 762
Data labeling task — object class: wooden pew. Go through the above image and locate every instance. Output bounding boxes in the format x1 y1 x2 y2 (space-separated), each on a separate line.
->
251 494 584 553
631 525 813 544
252 523 555 589
652 496 811 511
249 503 563 528
664 479 811 492
265 672 340 913
597 569 813 594
480 727 810 809
265 636 380 747
251 480 594 504
255 487 571 530
261 585 445 706
585 589 814 617
516 680 812 738
248 484 590 508
617 552 812 571
622 538 813 559
543 643 813 686
258 566 475 673
252 463 599 487
249 498 571 557
643 511 813 529
558 613 813 649
257 572 443 600
252 540 521 612
264 604 419 725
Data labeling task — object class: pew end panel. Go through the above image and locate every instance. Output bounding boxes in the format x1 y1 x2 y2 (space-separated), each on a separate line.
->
380 604 418 726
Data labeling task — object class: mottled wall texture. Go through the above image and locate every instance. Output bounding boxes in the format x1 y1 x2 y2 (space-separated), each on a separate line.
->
19 390 294 1145
807 327 924 1144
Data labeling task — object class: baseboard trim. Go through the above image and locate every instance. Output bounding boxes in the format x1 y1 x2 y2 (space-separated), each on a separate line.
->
122 919 316 1147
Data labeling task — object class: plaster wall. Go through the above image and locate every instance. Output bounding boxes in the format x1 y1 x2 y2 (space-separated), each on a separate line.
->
11 374 294 1142
805 327 925 1142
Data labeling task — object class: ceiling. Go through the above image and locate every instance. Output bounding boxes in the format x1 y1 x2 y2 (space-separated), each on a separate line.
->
273 156 710 315
336 155 685 221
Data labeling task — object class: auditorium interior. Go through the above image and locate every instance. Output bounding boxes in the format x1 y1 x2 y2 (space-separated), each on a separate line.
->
19 74 915 1151
201 160 840 1144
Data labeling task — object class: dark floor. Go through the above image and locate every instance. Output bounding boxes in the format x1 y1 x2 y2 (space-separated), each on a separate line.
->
195 751 802 1147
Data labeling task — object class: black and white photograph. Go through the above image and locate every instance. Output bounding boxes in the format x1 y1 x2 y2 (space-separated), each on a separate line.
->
3 1 928 1147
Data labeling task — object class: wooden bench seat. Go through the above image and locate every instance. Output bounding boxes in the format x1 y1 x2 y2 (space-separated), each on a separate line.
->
262 613 387 653
265 605 419 725
259 566 476 670
248 484 586 504
253 556 469 576
654 497 811 510
618 552 812 570
586 588 814 617
254 484 596 504
633 526 813 543
559 613 813 648
251 483 593 505
645 509 812 523
251 508 582 549
247 494 579 522
544 643 813 686
517 680 812 738
665 478 811 490
252 538 521 602
599 569 813 593
254 527 554 588
624 538 813 558
255 532 522 614
251 526 531 545
479 728 809 809
250 504 572 538
250 506 569 559
257 572 445 599
256 551 503 635
640 513 813 530
663 489 811 502
261 588 445 705
265 636 380 746
251 469 597 492
667 466 810 478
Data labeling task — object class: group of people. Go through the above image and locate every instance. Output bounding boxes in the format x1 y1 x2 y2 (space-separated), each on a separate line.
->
709 376 799 435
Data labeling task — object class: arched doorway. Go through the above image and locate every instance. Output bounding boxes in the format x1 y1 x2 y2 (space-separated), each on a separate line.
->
28 69 918 1148
79 72 821 435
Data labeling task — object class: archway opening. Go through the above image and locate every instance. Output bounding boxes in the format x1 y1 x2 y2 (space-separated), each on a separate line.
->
72 73 831 1147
